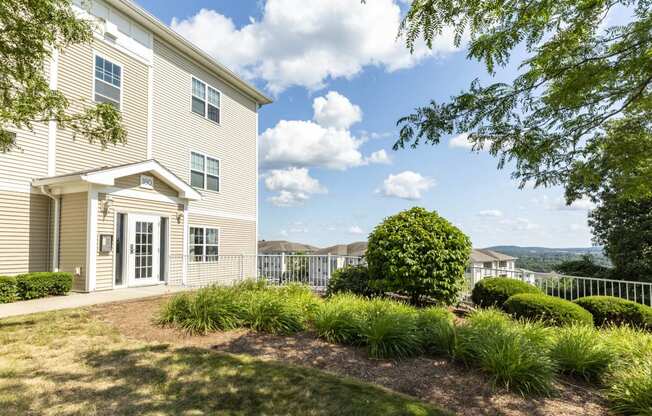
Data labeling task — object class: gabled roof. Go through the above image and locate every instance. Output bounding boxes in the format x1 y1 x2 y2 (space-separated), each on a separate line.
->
470 249 517 263
33 159 202 200
109 0 272 106
314 241 368 256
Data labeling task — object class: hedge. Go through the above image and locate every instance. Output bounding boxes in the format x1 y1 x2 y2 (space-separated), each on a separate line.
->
504 293 593 326
326 265 382 298
574 296 652 329
0 272 73 302
0 276 18 303
471 277 542 308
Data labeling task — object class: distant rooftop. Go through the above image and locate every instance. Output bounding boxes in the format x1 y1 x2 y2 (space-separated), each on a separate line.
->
314 241 368 256
470 248 517 263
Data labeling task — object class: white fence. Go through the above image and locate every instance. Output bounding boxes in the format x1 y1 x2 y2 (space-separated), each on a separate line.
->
165 257 652 307
167 254 364 290
258 254 364 290
466 267 652 307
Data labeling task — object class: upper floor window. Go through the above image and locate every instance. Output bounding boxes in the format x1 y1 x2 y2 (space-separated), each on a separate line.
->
190 151 220 192
191 77 220 124
499 261 507 268
94 55 122 109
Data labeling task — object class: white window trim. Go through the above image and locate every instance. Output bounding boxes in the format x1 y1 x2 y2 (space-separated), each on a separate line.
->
189 226 220 263
189 151 221 193
190 76 221 125
92 51 124 110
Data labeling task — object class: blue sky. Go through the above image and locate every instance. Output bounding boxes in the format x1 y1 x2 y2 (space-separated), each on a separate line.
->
139 0 596 248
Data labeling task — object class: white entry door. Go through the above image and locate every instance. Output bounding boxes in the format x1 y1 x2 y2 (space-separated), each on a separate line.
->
127 214 160 286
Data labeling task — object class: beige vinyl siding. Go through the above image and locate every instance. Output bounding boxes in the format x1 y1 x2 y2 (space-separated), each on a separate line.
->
0 125 50 184
56 40 148 175
0 191 51 275
152 39 257 218
113 173 178 197
95 193 184 290
59 192 87 291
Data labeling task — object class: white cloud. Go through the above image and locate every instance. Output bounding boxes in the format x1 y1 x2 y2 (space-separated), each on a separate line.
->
555 197 596 211
534 195 597 211
348 225 364 235
477 209 503 218
449 132 491 151
313 91 362 129
171 0 458 94
268 190 310 207
260 120 364 170
260 91 385 170
279 229 288 237
377 171 434 200
264 167 326 207
365 149 392 165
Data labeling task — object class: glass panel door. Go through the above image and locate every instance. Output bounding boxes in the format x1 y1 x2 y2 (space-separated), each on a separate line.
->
127 214 160 286
134 220 153 280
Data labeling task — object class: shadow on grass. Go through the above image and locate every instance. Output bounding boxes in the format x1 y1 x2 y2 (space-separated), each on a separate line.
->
22 344 445 416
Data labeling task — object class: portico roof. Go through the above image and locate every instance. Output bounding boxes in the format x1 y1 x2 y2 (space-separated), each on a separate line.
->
33 159 202 201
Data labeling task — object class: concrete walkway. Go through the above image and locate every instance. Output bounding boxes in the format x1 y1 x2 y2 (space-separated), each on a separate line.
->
0 285 191 319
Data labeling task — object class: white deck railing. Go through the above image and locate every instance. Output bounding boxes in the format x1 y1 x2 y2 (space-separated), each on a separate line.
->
165 256 652 307
465 267 652 307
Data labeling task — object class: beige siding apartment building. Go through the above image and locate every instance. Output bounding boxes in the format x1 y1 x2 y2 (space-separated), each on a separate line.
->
0 0 271 291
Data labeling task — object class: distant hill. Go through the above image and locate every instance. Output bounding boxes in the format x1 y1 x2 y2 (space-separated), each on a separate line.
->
486 245 611 272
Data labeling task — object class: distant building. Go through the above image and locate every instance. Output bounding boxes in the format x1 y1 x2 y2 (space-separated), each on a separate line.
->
258 240 318 255
469 249 518 280
314 241 367 257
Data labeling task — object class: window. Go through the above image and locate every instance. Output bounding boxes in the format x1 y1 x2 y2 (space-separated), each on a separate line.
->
191 77 221 123
483 262 493 269
190 151 220 192
94 55 122 108
190 227 219 262
499 261 507 268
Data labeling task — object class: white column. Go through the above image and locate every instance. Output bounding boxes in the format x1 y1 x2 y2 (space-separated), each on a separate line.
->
181 202 189 285
85 186 99 292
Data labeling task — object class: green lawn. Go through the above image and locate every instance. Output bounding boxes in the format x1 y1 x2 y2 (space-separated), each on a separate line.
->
0 309 447 416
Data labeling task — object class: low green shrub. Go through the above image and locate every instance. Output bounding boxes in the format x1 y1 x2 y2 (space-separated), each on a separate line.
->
574 296 652 329
360 298 422 359
15 272 72 300
550 324 614 381
313 293 367 344
0 276 17 303
471 277 542 308
241 287 311 335
326 265 381 298
416 307 456 356
455 309 556 395
157 293 193 326
504 293 593 326
606 356 652 416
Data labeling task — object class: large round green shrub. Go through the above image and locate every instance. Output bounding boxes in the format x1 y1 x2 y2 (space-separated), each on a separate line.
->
504 293 593 326
366 207 471 305
471 277 542 308
326 265 381 298
574 296 652 329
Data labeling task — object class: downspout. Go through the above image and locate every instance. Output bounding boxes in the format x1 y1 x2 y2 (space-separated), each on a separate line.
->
40 186 60 272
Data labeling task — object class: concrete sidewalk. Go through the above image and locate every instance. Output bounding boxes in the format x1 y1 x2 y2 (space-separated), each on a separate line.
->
0 285 191 319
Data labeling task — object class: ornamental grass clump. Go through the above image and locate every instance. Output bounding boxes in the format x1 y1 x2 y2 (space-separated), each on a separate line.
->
550 324 615 381
312 293 367 344
456 309 556 396
416 307 456 356
360 298 422 359
241 285 318 335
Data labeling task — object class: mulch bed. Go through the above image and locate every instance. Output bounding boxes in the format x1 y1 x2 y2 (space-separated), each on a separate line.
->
90 295 610 416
